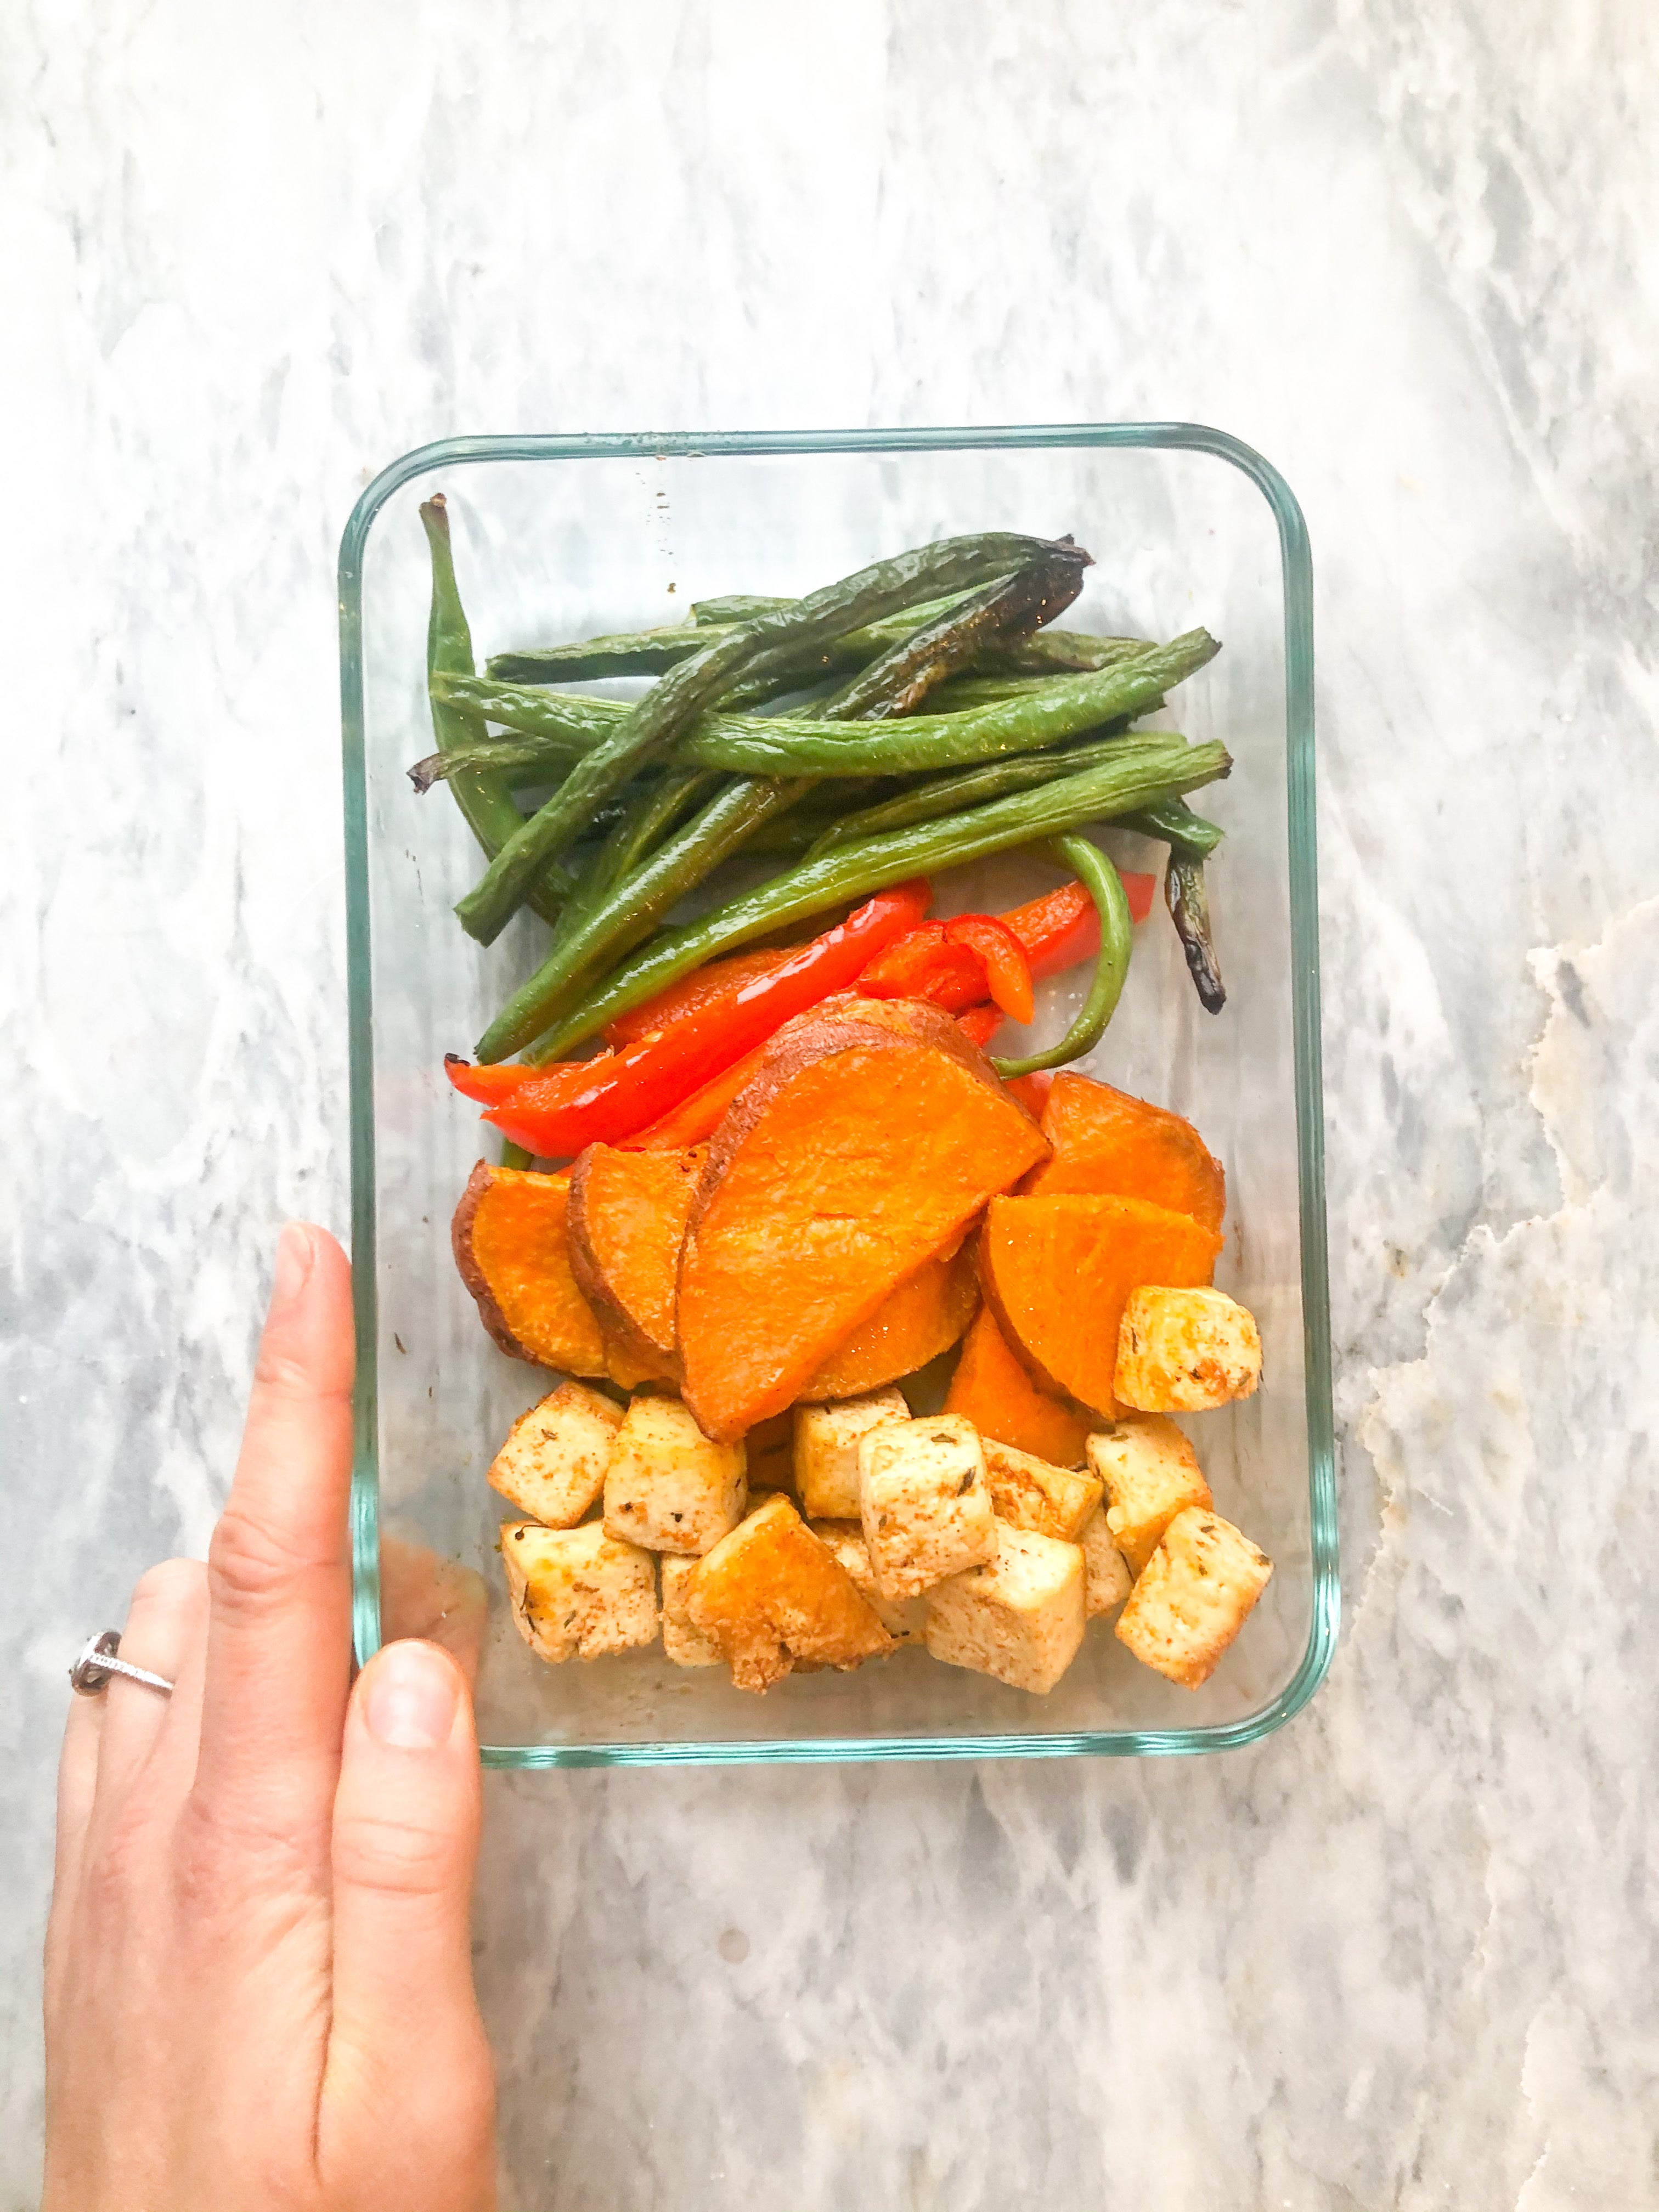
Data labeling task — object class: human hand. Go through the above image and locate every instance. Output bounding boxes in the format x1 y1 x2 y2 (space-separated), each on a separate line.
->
43 1224 496 2210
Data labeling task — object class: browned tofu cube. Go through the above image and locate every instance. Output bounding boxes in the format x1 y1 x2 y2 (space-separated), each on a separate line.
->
1086 1415 1212 1576
1115 1286 1263 1412
808 1520 928 1644
603 1396 747 1555
858 1413 997 1600
685 1495 893 1692
1115 1506 1273 1687
487 1380 623 1527
981 1437 1103 1542
500 1519 658 1662
794 1387 909 1519
924 1525 1086 1695
659 1556 724 1667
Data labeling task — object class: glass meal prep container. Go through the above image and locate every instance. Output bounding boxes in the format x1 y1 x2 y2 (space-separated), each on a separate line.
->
339 422 1335 1767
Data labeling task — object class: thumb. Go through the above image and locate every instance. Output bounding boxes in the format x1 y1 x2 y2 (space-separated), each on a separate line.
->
326 1640 492 2119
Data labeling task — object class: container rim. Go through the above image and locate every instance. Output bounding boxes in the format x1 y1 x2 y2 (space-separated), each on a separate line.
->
339 420 1335 1768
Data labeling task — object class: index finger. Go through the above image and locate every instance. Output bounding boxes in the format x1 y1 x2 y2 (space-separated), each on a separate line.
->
189 1223 356 1853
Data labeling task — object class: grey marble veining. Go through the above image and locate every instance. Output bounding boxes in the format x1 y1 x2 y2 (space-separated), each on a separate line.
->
6 2 1658 2205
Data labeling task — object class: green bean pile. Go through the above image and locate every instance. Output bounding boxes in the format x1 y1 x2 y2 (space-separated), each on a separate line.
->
415 499 1232 1070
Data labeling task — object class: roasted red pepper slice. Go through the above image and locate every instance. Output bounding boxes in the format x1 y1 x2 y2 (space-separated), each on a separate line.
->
1002 1069 1054 1116
444 1046 620 1105
998 871 1155 980
617 1039 774 1152
605 946 803 1048
856 922 986 1011
481 879 932 1157
956 1003 1004 1048
943 915 1035 1026
444 1054 523 1104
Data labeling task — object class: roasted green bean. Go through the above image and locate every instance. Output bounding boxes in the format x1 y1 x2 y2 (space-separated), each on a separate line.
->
1166 852 1226 1013
453 532 1075 945
991 838 1133 1077
985 630 1156 677
481 591 967 692
543 765 722 959
802 729 1139 855
800 753 1228 866
1119 795 1224 859
418 496 569 927
690 593 794 624
475 545 1101 1044
431 627 1216 787
678 633 1217 777
814 546 1088 720
487 622 719 684
489 773 819 1052
501 736 1230 1062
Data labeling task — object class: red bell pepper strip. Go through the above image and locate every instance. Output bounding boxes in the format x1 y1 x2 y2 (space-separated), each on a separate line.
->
859 918 1038 1023
482 879 932 1157
1002 1069 1053 1116
444 1053 533 1104
856 922 986 1011
956 1003 1003 1049
443 1048 614 1105
618 1038 774 1152
943 915 1035 1025
997 872 1155 982
859 876 1154 1023
605 946 802 1048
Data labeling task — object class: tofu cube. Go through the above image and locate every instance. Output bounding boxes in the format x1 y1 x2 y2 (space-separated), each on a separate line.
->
925 1524 1086 1695
1115 1506 1273 1687
859 1413 997 1600
1078 1506 1133 1616
659 1556 724 1667
686 1494 893 1692
487 1381 623 1528
1115 1286 1263 1412
1086 1415 1212 1576
794 1387 910 1519
808 1520 928 1644
981 1437 1103 1542
500 1519 658 1663
603 1396 747 1555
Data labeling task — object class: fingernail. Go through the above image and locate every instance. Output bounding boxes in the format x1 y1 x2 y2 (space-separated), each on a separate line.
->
363 1640 461 1750
270 1222 315 1311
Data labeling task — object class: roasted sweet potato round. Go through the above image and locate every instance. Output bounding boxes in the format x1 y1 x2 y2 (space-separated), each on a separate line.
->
451 1161 608 1375
977 1192 1222 1418
944 1304 1095 1469
678 1004 1048 1441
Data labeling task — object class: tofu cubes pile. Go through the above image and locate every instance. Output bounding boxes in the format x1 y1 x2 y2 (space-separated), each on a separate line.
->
492 1285 1272 1699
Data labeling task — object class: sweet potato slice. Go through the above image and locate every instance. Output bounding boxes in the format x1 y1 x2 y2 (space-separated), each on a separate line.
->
678 1007 1047 1441
451 1161 608 1376
567 1143 703 1382
800 1242 979 1400
978 1193 1222 1418
1020 1074 1226 1233
599 1332 664 1392
944 1305 1095 1469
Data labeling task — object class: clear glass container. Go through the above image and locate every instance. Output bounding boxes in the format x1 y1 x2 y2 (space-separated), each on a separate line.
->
339 424 1334 1767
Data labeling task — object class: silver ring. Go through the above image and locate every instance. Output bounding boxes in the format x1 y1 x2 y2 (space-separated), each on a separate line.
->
70 1630 175 1699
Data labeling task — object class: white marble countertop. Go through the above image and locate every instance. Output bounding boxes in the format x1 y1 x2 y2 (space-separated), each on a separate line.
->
8 4 1657 2205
